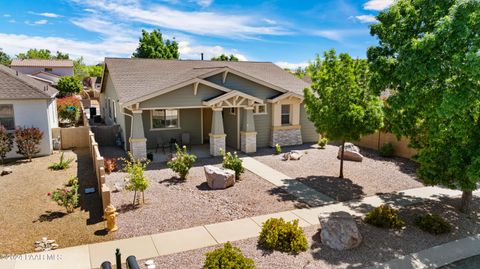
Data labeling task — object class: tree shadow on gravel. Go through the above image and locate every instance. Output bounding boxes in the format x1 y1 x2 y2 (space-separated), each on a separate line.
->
267 187 311 209
159 177 187 186
116 203 141 214
33 211 67 223
296 176 365 202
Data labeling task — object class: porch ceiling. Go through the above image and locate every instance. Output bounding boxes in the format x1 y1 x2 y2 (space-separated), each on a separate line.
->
202 90 264 108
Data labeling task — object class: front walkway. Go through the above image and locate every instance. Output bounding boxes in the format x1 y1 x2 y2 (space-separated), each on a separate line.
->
1 186 477 269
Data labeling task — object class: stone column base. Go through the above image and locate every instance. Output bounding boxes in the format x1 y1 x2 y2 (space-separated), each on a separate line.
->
241 131 257 153
209 133 226 156
129 138 147 160
270 126 303 147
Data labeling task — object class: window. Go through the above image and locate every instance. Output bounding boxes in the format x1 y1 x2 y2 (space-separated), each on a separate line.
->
254 104 267 115
229 107 236 115
0 104 15 130
151 109 179 129
44 68 52 72
281 104 291 125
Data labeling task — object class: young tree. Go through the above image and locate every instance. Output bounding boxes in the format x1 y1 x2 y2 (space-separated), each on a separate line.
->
304 49 383 178
14 127 43 162
368 0 480 213
57 76 83 96
0 125 13 163
123 153 150 205
132 29 179 59
0 48 11 66
211 54 239 61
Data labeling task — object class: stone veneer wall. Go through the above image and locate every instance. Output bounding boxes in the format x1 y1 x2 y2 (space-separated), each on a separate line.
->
270 128 303 147
241 132 257 153
210 134 226 156
130 139 147 160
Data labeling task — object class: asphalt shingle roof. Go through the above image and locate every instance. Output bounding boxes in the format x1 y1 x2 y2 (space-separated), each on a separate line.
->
10 59 73 68
0 64 58 99
104 58 310 104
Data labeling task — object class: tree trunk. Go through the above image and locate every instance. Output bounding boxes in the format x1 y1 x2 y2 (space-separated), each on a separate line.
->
460 190 473 214
133 190 137 206
339 140 345 178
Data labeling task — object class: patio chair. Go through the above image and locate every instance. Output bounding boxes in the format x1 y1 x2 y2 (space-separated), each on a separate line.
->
156 136 169 153
181 133 191 149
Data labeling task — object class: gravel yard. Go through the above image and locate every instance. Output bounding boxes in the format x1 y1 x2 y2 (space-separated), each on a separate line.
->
140 197 480 269
253 144 423 201
106 157 306 239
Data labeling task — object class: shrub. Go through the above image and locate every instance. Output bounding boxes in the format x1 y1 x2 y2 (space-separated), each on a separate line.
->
221 150 244 181
57 76 83 96
0 125 13 163
57 96 81 125
203 242 255 269
167 144 197 180
364 204 406 229
318 137 328 149
123 152 150 205
379 143 395 157
275 143 282 155
104 158 117 174
258 218 308 254
14 126 43 162
49 152 74 170
49 180 79 213
66 176 79 187
414 214 452 235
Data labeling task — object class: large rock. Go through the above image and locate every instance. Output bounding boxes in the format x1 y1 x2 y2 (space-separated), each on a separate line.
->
282 150 303 161
319 211 362 250
337 143 363 162
204 165 235 189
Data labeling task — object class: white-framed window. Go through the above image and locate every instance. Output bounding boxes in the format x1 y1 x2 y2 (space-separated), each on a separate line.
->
0 104 15 130
151 109 180 129
254 104 267 115
281 104 291 125
229 107 236 115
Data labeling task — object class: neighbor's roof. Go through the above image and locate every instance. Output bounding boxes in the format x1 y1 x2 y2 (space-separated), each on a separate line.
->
11 59 74 68
0 64 58 99
103 58 310 105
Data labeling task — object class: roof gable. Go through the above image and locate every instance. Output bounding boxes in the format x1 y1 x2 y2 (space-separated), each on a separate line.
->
11 59 74 68
0 65 58 99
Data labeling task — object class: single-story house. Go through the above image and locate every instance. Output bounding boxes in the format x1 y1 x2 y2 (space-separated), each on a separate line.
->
100 58 318 158
10 59 74 85
0 64 58 158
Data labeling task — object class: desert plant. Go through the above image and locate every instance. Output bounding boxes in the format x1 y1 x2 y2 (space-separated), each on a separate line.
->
414 214 452 235
203 242 255 269
221 150 244 181
104 158 117 174
49 152 74 170
57 96 81 126
318 137 328 149
258 218 308 254
123 152 150 205
379 143 395 157
14 126 43 161
275 143 282 155
167 144 197 180
49 180 79 213
0 125 13 163
364 204 406 229
66 175 79 187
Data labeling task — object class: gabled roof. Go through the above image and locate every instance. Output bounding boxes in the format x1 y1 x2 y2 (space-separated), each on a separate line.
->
0 64 58 99
11 59 73 68
103 58 310 105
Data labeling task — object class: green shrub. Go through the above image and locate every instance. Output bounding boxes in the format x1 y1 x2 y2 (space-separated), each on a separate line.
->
379 143 395 157
14 126 43 162
123 152 150 205
414 214 452 235
318 137 328 149
0 125 13 164
49 152 74 170
167 144 197 180
364 204 406 229
275 143 282 155
49 180 79 213
221 150 244 180
57 96 81 125
66 176 79 187
203 242 255 269
258 218 308 254
57 76 83 96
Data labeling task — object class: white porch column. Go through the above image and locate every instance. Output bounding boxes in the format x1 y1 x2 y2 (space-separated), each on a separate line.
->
209 107 226 156
129 110 147 159
240 106 257 153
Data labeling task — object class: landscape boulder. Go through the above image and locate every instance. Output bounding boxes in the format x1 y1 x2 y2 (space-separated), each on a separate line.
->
337 143 363 162
204 165 235 189
282 150 303 161
319 211 362 250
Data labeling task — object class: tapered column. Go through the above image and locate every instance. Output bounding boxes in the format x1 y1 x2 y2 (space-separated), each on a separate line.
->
129 110 147 159
241 106 257 153
209 107 226 156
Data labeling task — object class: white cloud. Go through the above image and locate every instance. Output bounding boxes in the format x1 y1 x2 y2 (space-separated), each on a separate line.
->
364 0 394 11
8 19 15 23
29 11 63 18
3 14 11 17
34 20 48 25
178 41 247 60
354 15 378 23
312 29 369 42
275 61 308 70
190 0 213 7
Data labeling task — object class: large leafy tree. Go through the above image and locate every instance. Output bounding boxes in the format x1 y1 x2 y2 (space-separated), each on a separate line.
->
57 76 83 96
0 48 11 66
16 49 69 60
304 49 384 178
73 57 104 80
132 29 179 59
368 0 480 213
211 54 239 61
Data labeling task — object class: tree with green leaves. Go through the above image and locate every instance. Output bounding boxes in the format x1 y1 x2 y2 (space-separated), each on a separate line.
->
132 29 179 59
211 54 239 61
57 76 83 96
304 49 384 178
368 0 480 213
0 48 11 66
16 49 69 60
73 57 103 80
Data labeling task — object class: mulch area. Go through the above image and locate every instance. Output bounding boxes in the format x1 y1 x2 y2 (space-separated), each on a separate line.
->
105 157 307 239
139 197 480 269
0 149 111 255
253 144 423 201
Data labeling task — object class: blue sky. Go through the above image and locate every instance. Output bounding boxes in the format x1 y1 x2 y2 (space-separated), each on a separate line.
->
0 0 393 68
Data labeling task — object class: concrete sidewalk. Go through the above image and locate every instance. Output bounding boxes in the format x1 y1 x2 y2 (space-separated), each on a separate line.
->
1 186 474 269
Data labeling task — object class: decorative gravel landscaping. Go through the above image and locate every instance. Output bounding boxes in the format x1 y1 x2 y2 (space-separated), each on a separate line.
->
140 197 480 269
106 157 307 239
253 144 423 201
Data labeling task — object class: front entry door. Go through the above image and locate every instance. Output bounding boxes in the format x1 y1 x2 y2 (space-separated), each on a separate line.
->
202 108 212 143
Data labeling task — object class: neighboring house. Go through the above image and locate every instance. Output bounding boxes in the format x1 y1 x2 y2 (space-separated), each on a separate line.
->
100 58 318 159
0 64 58 158
10 59 74 85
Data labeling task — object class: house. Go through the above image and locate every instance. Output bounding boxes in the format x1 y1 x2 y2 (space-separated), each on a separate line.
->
10 59 74 85
100 58 318 159
0 64 58 158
